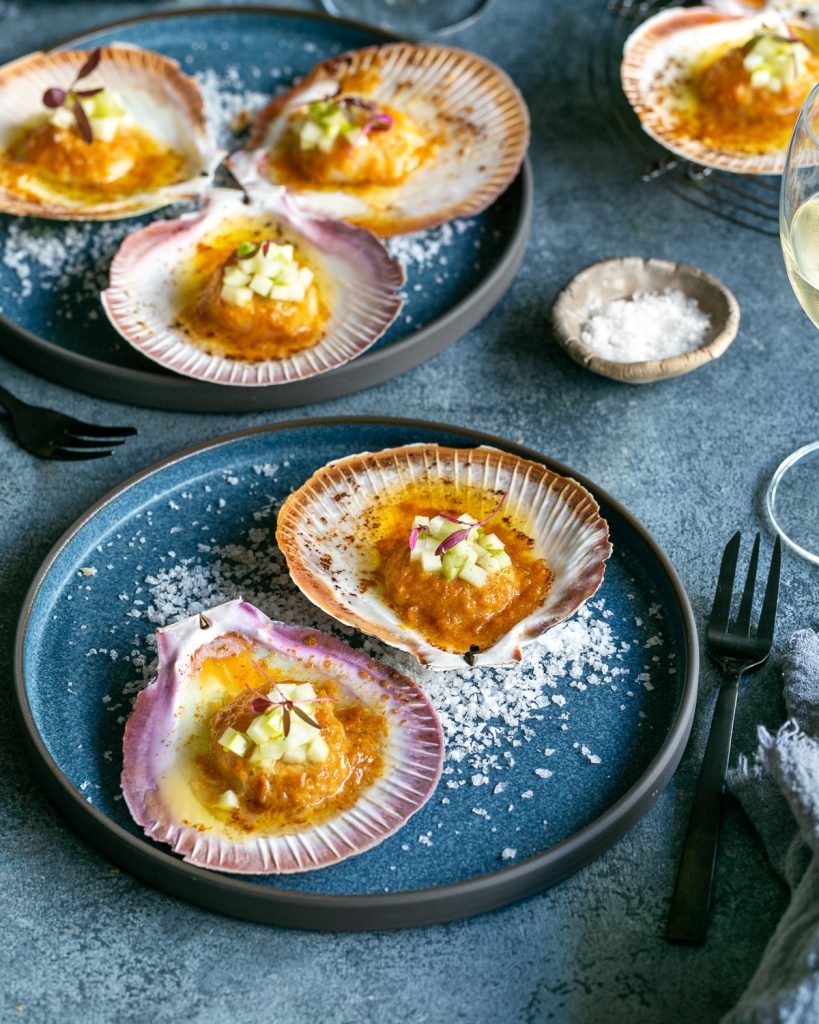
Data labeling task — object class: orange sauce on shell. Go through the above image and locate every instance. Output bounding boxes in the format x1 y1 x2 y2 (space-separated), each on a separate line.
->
1 121 186 204
175 216 330 362
192 651 387 834
374 495 551 655
673 30 819 156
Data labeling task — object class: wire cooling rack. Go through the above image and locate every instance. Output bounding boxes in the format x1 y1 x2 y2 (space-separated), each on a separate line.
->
588 0 781 237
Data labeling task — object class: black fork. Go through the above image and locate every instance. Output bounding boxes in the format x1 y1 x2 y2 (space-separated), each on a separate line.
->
666 531 782 945
0 383 136 460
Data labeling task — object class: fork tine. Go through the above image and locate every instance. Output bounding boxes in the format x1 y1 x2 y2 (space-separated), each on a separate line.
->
734 533 760 636
65 420 137 439
709 531 741 634
45 448 112 461
756 536 782 642
57 433 126 450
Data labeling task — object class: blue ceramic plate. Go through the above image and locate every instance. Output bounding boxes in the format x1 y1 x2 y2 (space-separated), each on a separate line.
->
15 418 697 930
0 8 531 413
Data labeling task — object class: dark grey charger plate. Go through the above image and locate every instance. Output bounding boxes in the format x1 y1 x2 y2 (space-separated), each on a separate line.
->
15 416 698 930
0 7 532 412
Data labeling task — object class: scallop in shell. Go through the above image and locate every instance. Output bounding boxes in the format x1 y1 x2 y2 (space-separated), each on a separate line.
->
121 599 444 874
276 445 612 670
228 43 530 236
101 187 404 386
0 45 223 220
621 9 819 173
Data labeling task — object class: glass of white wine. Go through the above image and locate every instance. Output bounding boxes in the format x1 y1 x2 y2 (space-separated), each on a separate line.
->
775 83 819 564
319 0 492 36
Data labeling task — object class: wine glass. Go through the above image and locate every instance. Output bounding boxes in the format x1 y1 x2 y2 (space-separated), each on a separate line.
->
775 83 819 564
319 0 492 37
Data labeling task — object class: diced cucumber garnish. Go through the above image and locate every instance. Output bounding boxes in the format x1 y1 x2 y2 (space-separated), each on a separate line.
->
428 516 463 540
421 550 443 573
459 561 487 588
307 735 330 763
481 533 505 553
218 727 251 757
216 789 239 810
222 266 250 288
249 273 273 298
236 240 258 259
247 714 274 746
220 284 253 306
441 549 467 580
89 117 118 143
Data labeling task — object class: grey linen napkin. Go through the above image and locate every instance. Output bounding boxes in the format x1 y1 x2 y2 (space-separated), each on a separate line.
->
722 629 819 1024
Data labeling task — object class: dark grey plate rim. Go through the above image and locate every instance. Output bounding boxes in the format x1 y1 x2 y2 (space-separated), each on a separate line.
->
14 416 699 931
0 5 532 414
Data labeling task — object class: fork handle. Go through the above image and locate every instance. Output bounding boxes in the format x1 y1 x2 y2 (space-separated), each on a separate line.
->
666 679 740 944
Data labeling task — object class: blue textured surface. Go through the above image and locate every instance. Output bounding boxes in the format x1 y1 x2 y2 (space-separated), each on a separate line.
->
1 1 818 1023
0 10 514 373
23 420 687 895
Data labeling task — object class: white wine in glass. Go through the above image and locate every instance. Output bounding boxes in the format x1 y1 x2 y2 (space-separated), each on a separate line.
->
775 82 819 564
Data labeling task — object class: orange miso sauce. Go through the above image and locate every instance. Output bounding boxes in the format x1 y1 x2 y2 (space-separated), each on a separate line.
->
174 215 331 363
370 486 551 656
190 649 387 835
679 28 819 156
2 121 186 204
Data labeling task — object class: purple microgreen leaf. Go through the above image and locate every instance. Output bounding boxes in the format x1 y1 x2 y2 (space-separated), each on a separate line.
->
282 705 291 739
250 697 273 714
435 528 472 556
76 48 102 81
72 98 94 144
42 87 66 109
361 112 394 136
428 492 509 557
74 86 104 98
409 525 427 551
291 704 321 730
340 96 377 112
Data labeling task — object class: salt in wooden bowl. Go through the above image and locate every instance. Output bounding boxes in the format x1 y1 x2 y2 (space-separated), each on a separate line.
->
549 257 740 384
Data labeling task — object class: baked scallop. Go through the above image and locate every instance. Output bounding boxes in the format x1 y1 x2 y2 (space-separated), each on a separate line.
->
0 45 222 219
121 599 444 874
101 187 404 386
276 445 612 670
228 43 530 236
621 8 819 173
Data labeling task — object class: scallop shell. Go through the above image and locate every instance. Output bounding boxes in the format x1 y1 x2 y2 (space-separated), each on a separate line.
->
228 43 530 236
0 46 223 219
276 445 612 670
101 187 404 386
121 599 444 874
707 0 819 27
622 8 806 174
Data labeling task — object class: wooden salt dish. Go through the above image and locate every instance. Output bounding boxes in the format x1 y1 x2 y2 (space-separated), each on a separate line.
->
549 257 740 384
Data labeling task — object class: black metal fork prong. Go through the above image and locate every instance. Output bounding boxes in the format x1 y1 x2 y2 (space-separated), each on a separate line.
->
57 432 126 451
757 536 782 643
67 421 138 439
709 531 741 634
734 533 760 636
